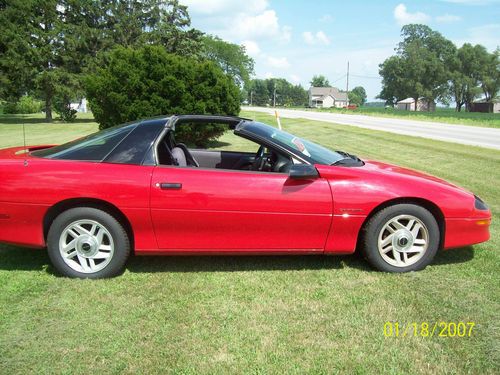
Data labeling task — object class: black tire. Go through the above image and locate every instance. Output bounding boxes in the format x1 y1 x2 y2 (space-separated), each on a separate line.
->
47 207 131 279
361 204 440 272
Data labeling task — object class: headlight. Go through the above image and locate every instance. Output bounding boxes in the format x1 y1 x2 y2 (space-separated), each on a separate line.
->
474 195 488 210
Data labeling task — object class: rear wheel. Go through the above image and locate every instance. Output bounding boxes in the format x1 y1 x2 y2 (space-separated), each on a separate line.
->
47 207 130 278
361 204 439 272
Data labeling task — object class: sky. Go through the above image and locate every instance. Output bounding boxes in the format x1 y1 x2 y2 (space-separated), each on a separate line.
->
180 0 500 101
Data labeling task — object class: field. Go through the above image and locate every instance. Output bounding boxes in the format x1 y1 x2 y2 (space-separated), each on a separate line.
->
0 111 499 374
314 106 500 128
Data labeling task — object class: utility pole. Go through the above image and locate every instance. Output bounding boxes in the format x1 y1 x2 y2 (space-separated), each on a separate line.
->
250 91 253 106
346 61 350 106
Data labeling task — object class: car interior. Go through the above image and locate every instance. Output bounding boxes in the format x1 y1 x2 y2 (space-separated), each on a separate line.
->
156 129 295 173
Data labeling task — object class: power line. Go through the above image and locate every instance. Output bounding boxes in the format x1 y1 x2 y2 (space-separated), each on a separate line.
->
350 73 381 80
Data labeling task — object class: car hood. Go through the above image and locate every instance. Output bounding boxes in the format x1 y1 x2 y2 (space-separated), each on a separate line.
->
363 160 465 190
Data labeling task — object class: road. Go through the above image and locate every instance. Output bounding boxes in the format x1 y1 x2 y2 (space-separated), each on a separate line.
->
244 106 500 150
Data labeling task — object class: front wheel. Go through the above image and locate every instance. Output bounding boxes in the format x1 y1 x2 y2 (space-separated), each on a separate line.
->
361 204 440 272
47 207 131 278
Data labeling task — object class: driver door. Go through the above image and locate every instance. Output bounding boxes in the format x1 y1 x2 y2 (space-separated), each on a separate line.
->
150 166 333 252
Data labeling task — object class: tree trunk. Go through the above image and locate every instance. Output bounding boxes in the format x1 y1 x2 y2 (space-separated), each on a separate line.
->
45 96 52 122
413 97 419 111
456 102 462 112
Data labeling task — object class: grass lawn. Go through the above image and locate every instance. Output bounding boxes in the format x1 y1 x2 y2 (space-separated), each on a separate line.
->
0 111 499 374
305 106 500 128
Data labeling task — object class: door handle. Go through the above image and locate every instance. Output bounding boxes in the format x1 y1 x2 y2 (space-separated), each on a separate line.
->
157 182 182 190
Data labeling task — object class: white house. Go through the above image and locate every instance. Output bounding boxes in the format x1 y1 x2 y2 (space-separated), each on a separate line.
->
396 97 436 112
70 98 88 113
309 87 348 109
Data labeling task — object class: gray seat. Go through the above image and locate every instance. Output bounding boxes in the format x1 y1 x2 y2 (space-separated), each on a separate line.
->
171 147 187 167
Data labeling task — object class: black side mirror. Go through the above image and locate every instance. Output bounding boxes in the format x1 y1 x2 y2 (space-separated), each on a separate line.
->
288 164 319 179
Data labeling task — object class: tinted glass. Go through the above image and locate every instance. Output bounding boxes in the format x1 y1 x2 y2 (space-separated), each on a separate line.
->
242 122 344 165
104 122 164 165
32 122 137 161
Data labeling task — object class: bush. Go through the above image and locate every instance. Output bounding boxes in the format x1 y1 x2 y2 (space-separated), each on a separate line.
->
85 46 240 147
54 100 77 122
3 96 43 114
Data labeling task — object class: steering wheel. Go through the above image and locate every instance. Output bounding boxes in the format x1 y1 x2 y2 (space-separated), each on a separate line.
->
252 145 266 171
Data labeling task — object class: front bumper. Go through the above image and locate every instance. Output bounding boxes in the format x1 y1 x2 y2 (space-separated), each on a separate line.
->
444 211 491 249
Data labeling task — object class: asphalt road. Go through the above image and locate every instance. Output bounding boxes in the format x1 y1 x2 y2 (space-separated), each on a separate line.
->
245 106 500 150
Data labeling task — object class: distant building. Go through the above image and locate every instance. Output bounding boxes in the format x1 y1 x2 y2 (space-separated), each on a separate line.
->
470 99 500 113
69 98 88 113
309 87 348 108
396 97 436 112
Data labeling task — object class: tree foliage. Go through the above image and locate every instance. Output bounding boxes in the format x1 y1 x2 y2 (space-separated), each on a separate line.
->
379 24 499 111
310 75 330 87
202 35 254 87
247 78 308 107
0 0 202 121
85 46 240 147
348 86 367 106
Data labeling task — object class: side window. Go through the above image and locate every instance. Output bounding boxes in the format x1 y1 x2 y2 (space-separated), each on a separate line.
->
173 123 257 153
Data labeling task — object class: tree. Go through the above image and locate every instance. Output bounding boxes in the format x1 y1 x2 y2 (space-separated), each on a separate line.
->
0 0 203 121
310 75 330 87
479 47 500 101
379 24 456 108
349 86 367 106
85 46 240 147
246 78 308 107
202 35 254 87
247 79 269 106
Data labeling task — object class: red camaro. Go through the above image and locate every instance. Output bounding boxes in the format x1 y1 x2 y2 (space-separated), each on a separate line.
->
0 115 491 278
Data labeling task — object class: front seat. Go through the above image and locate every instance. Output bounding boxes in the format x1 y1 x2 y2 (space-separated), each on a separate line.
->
171 147 187 167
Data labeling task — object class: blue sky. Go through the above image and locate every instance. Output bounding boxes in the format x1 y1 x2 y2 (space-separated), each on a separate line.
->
181 0 500 100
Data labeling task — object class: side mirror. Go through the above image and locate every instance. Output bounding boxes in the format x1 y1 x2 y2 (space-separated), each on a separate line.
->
288 164 319 179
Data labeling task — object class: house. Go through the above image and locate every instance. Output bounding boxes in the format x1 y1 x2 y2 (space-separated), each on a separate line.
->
309 87 348 108
470 99 500 113
396 97 436 112
69 98 88 113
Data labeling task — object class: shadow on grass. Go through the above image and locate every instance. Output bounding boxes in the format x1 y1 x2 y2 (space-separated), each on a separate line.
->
433 246 474 266
0 115 93 125
0 244 476 275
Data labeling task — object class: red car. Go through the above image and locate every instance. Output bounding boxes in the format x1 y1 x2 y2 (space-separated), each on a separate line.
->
0 115 491 278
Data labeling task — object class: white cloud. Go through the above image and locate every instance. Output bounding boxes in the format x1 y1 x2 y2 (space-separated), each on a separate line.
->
394 4 430 26
302 31 331 45
435 14 462 23
264 72 275 79
180 1 291 43
241 40 261 56
267 56 290 68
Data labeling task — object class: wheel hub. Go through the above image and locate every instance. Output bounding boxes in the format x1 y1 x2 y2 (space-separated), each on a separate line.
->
76 235 99 257
392 229 414 252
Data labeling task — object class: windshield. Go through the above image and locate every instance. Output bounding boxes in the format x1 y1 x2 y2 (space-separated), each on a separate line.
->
32 122 138 161
243 122 345 165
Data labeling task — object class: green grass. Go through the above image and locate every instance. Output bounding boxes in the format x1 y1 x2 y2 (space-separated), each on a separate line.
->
0 112 499 374
301 106 500 128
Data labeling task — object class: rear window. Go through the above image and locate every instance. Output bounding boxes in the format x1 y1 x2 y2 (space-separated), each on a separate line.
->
32 122 138 161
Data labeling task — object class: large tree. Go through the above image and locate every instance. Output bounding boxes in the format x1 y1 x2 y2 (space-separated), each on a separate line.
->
379 24 456 108
202 35 254 87
0 0 202 121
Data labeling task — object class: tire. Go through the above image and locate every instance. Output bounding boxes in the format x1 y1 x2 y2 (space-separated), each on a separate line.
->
47 207 131 279
361 204 439 273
